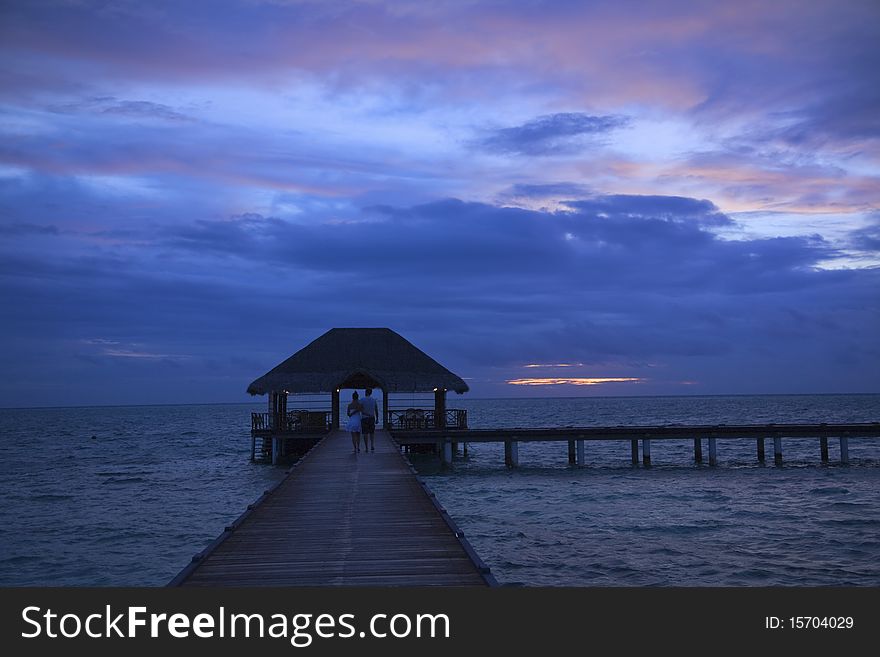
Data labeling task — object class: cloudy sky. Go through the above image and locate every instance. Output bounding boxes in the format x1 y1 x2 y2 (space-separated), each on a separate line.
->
1 0 878 406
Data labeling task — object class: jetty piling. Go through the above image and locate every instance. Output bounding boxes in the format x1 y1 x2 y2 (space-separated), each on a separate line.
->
504 439 519 467
441 438 453 465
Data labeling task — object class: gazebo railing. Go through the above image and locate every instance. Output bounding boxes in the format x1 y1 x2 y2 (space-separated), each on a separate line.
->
251 410 332 433
252 408 466 432
388 408 467 430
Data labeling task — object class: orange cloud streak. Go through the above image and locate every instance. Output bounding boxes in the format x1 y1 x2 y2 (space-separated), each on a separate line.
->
507 377 643 386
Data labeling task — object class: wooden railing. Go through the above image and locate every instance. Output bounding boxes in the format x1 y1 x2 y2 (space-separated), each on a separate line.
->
251 410 332 433
252 408 467 432
388 408 467 430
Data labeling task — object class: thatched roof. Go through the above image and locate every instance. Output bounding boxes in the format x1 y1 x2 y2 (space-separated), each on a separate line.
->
247 328 469 395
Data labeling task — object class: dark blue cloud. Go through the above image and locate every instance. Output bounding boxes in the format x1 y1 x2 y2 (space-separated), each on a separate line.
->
48 97 194 122
506 183 593 198
1 191 877 405
137 196 847 301
849 214 880 252
478 113 629 155
564 194 732 227
0 222 59 236
497 182 594 205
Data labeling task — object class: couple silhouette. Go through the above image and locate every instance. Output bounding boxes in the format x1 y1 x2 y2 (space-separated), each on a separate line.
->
346 388 379 453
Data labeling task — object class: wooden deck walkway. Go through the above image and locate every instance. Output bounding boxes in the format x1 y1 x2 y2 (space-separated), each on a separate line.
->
170 429 494 586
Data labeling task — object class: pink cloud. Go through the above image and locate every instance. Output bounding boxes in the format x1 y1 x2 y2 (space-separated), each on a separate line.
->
3 0 863 113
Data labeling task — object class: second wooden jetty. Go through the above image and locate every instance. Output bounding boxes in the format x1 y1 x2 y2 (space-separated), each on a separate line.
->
391 422 880 467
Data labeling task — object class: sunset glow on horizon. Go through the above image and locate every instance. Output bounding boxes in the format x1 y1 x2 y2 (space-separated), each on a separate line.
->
507 377 644 387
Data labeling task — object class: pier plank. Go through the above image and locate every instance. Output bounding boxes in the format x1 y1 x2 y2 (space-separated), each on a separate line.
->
173 429 490 587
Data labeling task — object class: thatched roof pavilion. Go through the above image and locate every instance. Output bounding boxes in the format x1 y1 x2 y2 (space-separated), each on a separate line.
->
247 328 468 395
248 328 468 430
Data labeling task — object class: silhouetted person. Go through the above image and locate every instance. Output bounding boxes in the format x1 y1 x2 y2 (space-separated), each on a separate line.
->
346 391 362 453
360 388 380 451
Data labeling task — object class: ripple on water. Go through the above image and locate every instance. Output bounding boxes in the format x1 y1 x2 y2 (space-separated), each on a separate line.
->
29 494 74 502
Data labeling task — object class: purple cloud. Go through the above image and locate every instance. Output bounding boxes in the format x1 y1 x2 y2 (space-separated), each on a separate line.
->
49 97 193 122
478 113 629 155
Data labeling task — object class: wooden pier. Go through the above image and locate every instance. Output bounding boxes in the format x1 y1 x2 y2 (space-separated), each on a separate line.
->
224 329 879 589
169 429 495 587
390 422 880 467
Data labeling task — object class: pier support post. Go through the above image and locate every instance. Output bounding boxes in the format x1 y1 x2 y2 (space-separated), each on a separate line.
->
839 437 849 464
331 389 340 429
504 440 519 468
576 440 585 466
693 438 702 463
272 437 282 466
441 439 453 466
251 435 256 462
642 438 651 466
435 389 447 429
631 439 639 464
568 440 576 464
774 437 783 465
708 437 717 466
463 443 468 458
820 436 829 462
757 438 765 462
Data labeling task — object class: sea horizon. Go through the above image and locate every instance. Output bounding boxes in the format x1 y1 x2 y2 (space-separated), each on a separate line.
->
4 390 880 412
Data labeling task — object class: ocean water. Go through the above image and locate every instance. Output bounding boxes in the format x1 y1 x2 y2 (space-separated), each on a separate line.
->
1 395 878 587
0 404 285 587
